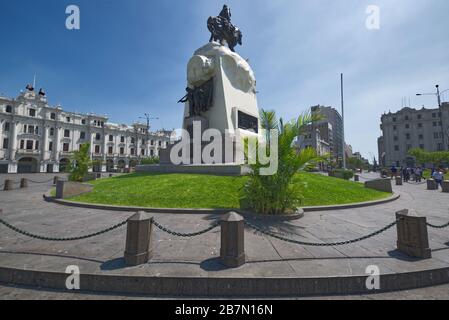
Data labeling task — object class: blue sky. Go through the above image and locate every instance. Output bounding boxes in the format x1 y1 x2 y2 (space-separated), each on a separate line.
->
1 0 449 160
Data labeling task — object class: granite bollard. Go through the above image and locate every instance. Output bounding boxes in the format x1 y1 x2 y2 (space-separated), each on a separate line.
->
20 178 28 188
427 179 437 190
55 181 93 199
441 181 449 193
395 176 403 186
365 178 392 193
396 209 431 259
124 211 153 266
3 180 14 191
220 212 246 268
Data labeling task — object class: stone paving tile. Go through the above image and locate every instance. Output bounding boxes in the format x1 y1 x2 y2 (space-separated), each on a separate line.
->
0 172 448 280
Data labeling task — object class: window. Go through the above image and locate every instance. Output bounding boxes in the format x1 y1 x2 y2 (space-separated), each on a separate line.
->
393 125 397 131
80 131 86 139
141 149 145 156
150 140 154 145
393 136 398 141
64 129 70 138
63 143 69 152
108 146 113 154
29 109 36 117
120 147 124 155
95 133 101 141
5 105 12 113
130 148 135 155
2 138 9 149
406 133 411 140
35 126 39 135
406 145 412 151
158 141 162 147
131 137 135 144
120 136 125 143
417 114 422 119
109 135 113 142
81 119 86 125
437 143 443 151
392 117 397 122
394 145 399 151
95 145 100 154
50 128 54 136
66 117 71 123
20 140 24 149
27 125 35 134
432 113 437 118
419 144 425 149
405 116 409 121
418 123 423 128
49 141 53 151
433 122 437 127
50 113 56 120
4 122 10 131
150 149 154 156
35 141 39 150
26 140 33 150
405 124 410 129
419 134 424 140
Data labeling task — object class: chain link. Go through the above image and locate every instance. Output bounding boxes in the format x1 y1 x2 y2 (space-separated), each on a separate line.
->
27 178 55 184
426 221 449 229
244 220 398 247
151 218 220 237
0 217 127 241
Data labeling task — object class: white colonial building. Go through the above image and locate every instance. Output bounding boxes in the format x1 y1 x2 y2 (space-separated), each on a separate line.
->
0 85 174 173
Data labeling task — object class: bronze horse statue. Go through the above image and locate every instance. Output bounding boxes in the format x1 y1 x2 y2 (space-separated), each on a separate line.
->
207 16 242 52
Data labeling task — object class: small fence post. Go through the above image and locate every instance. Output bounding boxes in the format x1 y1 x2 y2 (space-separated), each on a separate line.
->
396 176 403 186
427 179 437 190
220 211 245 268
3 180 13 191
124 211 153 266
20 178 28 188
396 209 431 259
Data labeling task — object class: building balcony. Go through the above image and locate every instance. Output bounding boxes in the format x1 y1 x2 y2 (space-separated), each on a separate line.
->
60 151 73 157
17 149 40 155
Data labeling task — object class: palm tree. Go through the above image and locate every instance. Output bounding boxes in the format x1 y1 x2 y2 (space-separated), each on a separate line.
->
242 110 328 215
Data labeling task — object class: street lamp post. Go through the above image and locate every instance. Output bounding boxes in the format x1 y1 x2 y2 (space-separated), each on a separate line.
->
416 85 449 151
139 113 159 157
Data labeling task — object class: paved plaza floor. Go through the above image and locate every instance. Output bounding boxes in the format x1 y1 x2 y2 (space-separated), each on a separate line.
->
0 172 448 298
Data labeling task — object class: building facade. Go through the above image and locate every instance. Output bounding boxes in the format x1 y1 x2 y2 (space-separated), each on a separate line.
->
377 103 449 167
0 86 173 173
311 105 344 162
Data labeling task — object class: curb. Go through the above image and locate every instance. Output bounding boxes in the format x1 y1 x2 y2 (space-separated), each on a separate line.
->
0 265 448 297
43 192 400 215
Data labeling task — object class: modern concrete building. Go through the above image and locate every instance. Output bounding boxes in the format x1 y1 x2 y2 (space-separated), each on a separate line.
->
0 85 173 173
377 103 449 167
296 105 344 164
311 105 344 162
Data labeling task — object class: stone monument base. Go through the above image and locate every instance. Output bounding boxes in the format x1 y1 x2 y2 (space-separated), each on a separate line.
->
135 164 251 176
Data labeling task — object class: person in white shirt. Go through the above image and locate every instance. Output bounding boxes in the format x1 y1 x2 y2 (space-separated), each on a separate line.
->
432 170 444 189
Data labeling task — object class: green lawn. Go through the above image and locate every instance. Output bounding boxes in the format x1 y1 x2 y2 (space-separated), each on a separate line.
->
67 172 391 209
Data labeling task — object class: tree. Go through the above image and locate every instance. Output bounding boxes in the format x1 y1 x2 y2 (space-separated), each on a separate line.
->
241 110 328 215
408 148 449 167
69 143 92 182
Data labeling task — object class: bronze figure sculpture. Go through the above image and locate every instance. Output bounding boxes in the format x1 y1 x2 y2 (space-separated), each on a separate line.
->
178 78 214 117
207 5 242 52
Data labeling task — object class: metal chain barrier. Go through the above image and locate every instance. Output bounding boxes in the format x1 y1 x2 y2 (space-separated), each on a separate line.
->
0 217 127 241
27 178 55 184
244 220 399 247
426 221 449 229
152 218 220 237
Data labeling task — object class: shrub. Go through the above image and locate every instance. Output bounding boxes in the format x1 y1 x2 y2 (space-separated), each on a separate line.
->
69 143 92 182
241 110 328 215
331 169 354 180
140 156 160 165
